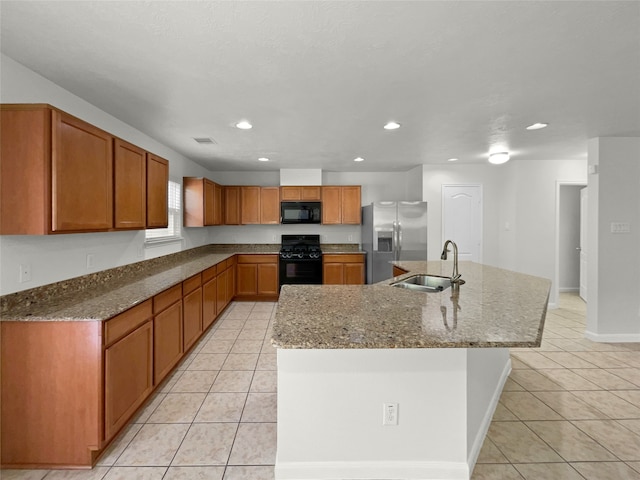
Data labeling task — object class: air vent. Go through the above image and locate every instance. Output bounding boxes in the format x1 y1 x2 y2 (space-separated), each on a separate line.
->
193 137 217 145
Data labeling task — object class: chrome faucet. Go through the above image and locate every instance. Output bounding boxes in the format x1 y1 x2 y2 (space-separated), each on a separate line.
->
440 240 465 285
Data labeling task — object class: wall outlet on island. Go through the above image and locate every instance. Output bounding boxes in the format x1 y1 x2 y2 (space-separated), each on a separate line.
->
383 403 399 426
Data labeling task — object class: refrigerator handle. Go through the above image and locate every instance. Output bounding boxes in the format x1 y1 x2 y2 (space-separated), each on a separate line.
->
397 222 402 260
392 221 398 261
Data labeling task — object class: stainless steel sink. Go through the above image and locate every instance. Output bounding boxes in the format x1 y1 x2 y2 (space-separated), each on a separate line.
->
390 274 452 293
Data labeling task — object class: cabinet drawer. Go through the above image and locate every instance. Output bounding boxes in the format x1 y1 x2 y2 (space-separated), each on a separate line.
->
237 254 277 264
183 273 202 294
153 284 182 313
104 299 152 346
323 254 364 264
202 265 217 282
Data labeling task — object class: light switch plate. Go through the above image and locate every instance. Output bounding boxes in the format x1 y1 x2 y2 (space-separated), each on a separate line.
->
610 222 631 234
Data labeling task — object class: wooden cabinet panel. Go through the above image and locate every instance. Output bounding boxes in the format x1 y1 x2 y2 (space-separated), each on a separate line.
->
260 187 280 224
257 263 278 295
280 186 321 201
224 186 241 225
341 186 362 224
237 263 258 296
323 253 365 285
184 177 223 227
153 301 183 385
216 267 229 313
146 154 168 228
213 182 224 225
114 139 146 229
52 110 113 232
104 321 153 441
183 286 202 352
203 277 217 330
104 300 152 346
321 186 361 225
241 186 260 224
0 106 51 234
393 266 409 277
153 284 182 313
321 186 341 224
301 186 321 200
227 264 236 301
204 179 216 226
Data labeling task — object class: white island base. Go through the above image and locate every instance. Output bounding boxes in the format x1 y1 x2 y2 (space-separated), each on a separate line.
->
275 347 511 480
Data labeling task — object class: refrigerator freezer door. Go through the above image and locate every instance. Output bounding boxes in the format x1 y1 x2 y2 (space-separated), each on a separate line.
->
397 201 428 261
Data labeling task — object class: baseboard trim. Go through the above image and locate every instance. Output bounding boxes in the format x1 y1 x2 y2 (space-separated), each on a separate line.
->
467 356 512 471
559 287 579 293
584 331 640 343
275 460 469 480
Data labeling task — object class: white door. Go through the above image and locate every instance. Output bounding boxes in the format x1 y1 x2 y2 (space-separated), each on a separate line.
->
442 185 482 262
579 187 588 302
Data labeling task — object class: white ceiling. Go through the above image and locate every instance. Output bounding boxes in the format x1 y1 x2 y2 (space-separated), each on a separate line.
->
1 1 639 172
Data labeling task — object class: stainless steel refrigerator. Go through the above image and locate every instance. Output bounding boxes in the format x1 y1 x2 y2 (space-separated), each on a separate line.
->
361 201 428 284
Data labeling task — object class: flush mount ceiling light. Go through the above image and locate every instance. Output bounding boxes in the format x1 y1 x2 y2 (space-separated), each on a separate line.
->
258 157 269 162
488 152 510 165
235 121 252 130
354 157 365 162
383 121 401 130
447 158 459 162
526 123 548 130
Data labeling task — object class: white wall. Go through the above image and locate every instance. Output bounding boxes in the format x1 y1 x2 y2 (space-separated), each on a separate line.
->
558 185 583 291
0 54 211 295
586 137 640 341
422 160 587 307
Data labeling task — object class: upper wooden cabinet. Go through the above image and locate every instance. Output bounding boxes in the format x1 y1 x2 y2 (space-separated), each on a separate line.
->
322 186 361 225
224 186 241 225
280 186 321 201
114 139 146 230
146 154 169 229
240 186 280 225
0 104 169 234
183 177 223 227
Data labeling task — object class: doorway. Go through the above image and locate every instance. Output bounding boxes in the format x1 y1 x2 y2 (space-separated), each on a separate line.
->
442 185 482 262
555 182 587 306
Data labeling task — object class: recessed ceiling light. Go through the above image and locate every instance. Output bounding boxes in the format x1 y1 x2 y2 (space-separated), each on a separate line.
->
447 158 459 162
488 152 510 164
526 123 548 130
236 121 252 130
258 157 269 162
354 157 365 162
383 122 401 130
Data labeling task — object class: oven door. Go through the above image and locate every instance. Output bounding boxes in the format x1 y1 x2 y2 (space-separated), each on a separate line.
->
279 258 323 288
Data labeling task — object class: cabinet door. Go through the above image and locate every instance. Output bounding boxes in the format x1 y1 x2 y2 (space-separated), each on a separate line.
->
216 268 229 313
203 277 217 330
301 186 321 200
260 187 280 224
280 186 301 201
323 263 344 285
236 263 258 296
344 263 365 285
114 139 146 229
341 186 362 224
241 186 260 224
213 182 223 225
224 186 241 225
154 301 183 384
183 287 203 352
227 265 236 301
257 263 278 295
204 179 216 226
146 154 169 228
52 110 113 232
104 321 153 440
321 186 341 224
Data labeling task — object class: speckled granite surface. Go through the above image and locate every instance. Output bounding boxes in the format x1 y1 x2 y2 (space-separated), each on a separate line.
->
0 245 279 322
272 261 551 349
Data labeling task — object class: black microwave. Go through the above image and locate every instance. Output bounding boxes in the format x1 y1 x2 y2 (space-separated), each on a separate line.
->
280 201 322 224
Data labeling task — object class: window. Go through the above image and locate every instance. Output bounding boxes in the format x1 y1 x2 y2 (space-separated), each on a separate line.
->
145 180 182 242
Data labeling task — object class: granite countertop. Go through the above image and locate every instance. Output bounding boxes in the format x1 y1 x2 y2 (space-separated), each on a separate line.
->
272 261 551 349
1 245 281 322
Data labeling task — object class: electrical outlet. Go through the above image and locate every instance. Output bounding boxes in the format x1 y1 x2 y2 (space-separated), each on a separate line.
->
86 253 95 269
322 235 328 242
610 222 631 234
19 264 31 283
348 234 353 242
272 235 277 242
383 403 399 426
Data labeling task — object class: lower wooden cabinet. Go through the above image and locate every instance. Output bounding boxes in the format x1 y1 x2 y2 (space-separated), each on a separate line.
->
322 254 366 285
153 285 183 385
104 320 153 440
235 255 278 299
182 274 203 352
393 266 409 277
202 266 217 330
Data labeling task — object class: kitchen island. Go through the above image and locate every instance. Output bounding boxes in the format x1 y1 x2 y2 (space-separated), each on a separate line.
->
271 261 551 480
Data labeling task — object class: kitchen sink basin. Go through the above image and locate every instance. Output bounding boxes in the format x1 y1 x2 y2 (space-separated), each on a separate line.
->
390 274 452 293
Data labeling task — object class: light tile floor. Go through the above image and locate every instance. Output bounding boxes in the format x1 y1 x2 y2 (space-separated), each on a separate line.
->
3 294 640 480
